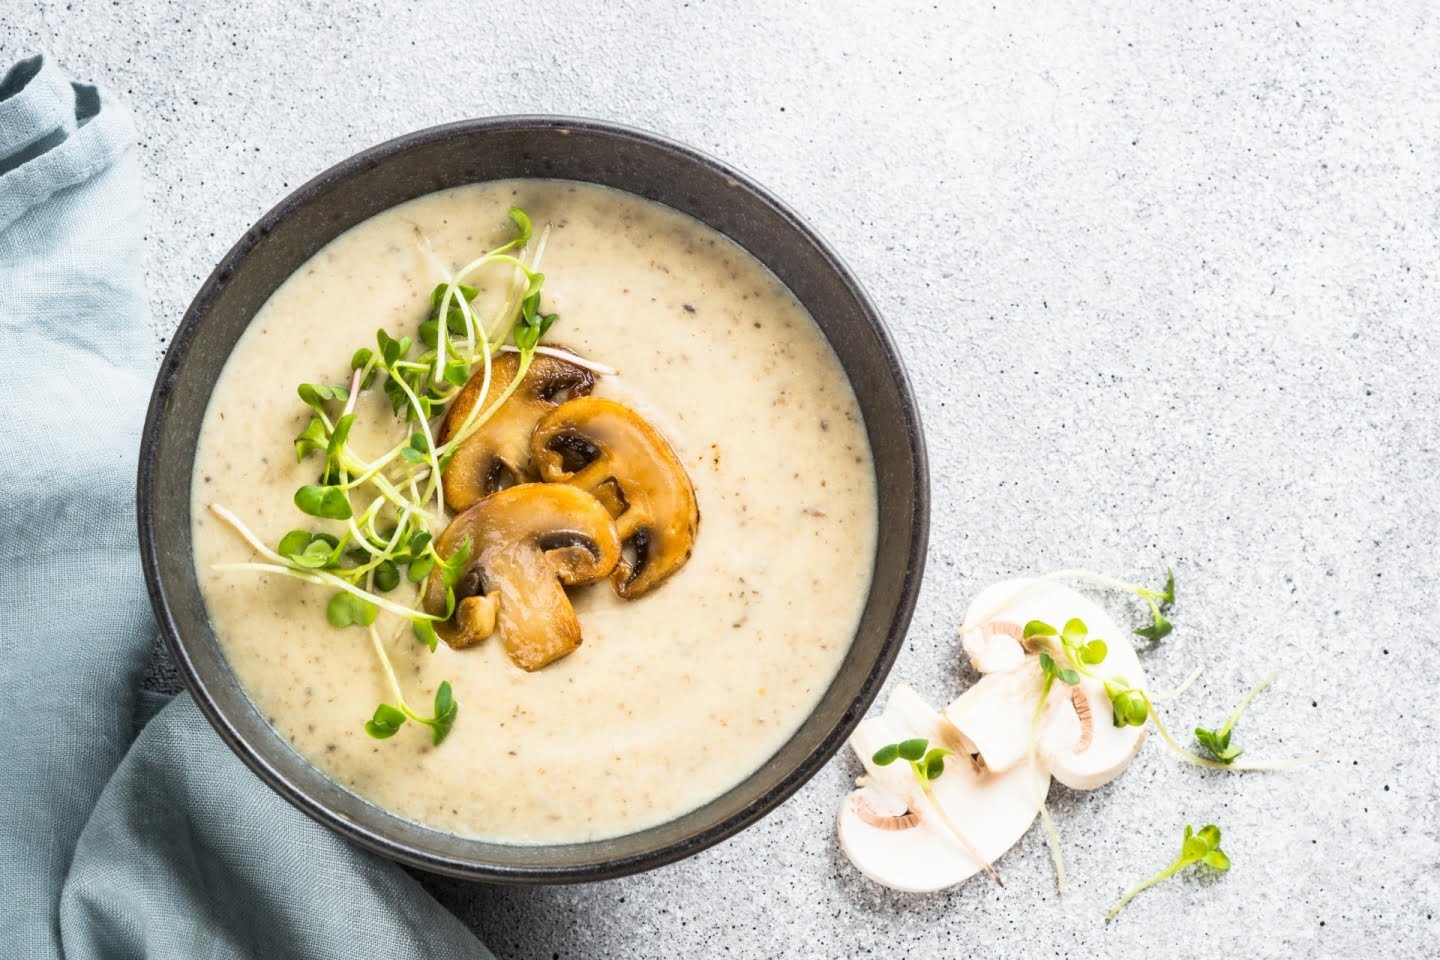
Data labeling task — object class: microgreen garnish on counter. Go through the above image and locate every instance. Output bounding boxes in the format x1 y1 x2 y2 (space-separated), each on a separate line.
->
1107 823 1230 921
1194 669 1279 764
209 206 576 749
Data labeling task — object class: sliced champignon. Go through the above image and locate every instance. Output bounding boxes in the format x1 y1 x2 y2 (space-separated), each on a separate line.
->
943 661 1070 775
959 579 1149 791
959 617 1029 674
438 352 596 513
531 396 698 598
837 684 1041 892
1027 585 1149 791
421 483 620 671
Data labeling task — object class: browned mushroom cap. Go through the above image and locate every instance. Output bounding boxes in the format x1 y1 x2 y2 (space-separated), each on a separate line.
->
530 397 698 599
438 352 596 513
421 483 620 671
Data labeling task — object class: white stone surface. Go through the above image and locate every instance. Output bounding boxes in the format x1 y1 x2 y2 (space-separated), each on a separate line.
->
4 1 1435 956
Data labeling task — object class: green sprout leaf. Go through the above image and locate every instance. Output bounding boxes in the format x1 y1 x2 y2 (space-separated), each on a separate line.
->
922 746 952 781
407 555 436 583
293 417 328 462
443 360 470 387
289 536 340 570
1057 666 1081 686
294 484 353 520
1195 726 1240 763
508 206 533 246
1158 568 1176 607
1079 639 1108 665
1107 683 1150 727
1023 619 1057 639
374 559 401 592
326 591 378 629
326 413 356 466
1038 651 1058 681
1134 609 1173 642
364 703 407 739
1108 822 1229 920
1061 618 1088 643
871 740 953 789
437 538 472 589
376 329 412 366
413 619 440 653
1193 671 1279 764
278 530 312 557
428 681 458 745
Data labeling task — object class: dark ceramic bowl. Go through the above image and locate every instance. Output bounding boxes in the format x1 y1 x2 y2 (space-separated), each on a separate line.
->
138 117 928 883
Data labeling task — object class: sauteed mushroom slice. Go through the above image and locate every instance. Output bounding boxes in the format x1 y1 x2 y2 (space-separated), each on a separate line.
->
421 483 620 671
531 397 699 599
438 353 596 513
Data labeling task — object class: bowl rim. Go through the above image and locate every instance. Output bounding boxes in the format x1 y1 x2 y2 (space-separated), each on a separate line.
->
138 114 930 882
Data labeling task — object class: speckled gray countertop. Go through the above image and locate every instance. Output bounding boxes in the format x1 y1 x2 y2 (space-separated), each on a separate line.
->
5 2 1435 956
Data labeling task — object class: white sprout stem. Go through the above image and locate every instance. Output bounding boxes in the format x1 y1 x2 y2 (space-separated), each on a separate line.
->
368 623 409 706
1144 697 1324 772
210 562 437 622
208 504 438 622
1107 861 1183 921
430 233 552 462
438 351 534 457
382 358 446 520
340 367 363 418
414 227 452 284
1149 665 1204 704
1223 670 1280 733
498 343 617 376
920 783 1002 887
1029 688 1067 893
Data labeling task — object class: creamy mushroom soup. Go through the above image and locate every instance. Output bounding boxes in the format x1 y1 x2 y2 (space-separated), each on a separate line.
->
191 179 878 843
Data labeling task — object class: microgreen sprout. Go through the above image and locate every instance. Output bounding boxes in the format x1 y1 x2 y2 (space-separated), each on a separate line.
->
1193 669 1278 763
872 737 953 786
209 207 585 750
365 678 458 746
872 737 1001 885
1107 823 1230 920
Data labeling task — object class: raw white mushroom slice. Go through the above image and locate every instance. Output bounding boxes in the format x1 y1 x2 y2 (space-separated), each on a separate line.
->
1046 675 1147 790
836 782 974 892
837 685 1044 892
943 661 1068 774
1042 595 1149 791
963 578 1150 791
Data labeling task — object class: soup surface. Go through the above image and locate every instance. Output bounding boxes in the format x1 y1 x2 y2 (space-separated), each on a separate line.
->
192 179 878 843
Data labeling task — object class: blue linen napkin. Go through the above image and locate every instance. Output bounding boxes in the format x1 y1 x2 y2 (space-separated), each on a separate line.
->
0 53 491 960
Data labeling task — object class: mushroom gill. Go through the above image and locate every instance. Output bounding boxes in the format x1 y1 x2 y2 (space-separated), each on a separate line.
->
421 483 620 671
438 352 596 513
531 396 698 598
851 794 922 831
